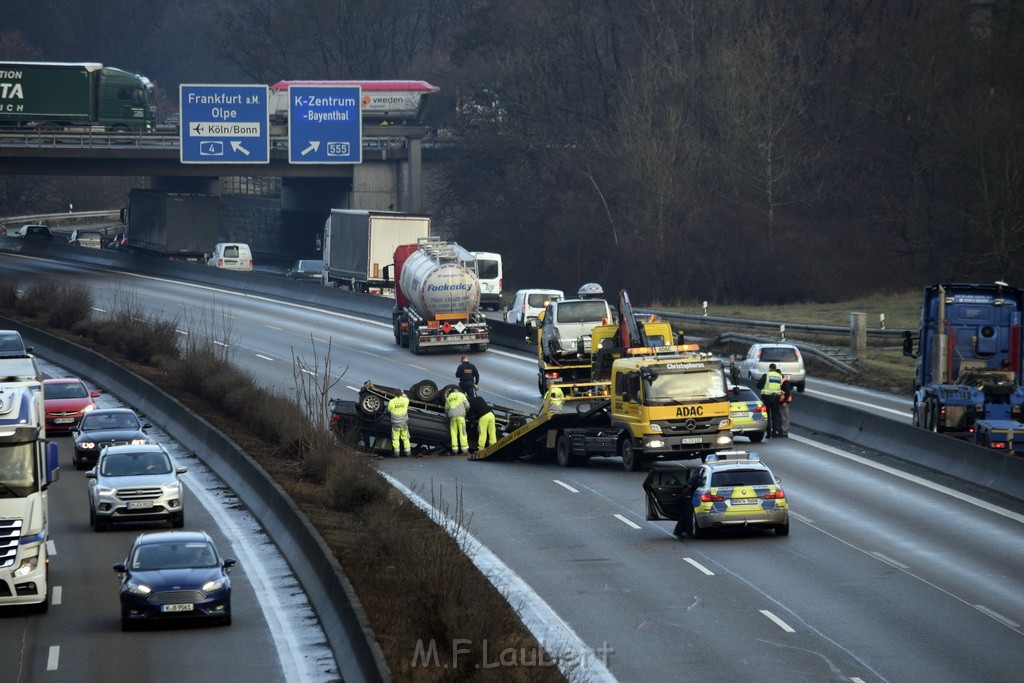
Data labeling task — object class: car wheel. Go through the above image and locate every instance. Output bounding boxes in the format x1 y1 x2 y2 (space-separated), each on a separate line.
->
537 374 547 397
411 380 438 403
912 399 921 428
223 612 232 627
776 520 790 536
171 513 184 529
409 334 422 355
393 322 402 346
356 392 386 418
619 438 642 472
556 433 575 467
929 400 941 433
121 616 135 632
689 510 706 539
471 343 488 352
748 432 765 443
72 452 80 470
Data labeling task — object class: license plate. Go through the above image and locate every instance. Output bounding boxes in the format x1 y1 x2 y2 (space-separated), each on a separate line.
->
732 411 750 419
731 498 759 506
126 501 154 510
161 603 194 613
54 418 75 424
681 437 703 444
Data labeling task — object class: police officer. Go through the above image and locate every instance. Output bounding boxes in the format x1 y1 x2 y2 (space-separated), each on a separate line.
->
444 387 471 454
467 394 497 452
757 363 784 438
456 355 479 397
673 469 705 537
387 389 411 457
779 375 793 438
543 379 565 413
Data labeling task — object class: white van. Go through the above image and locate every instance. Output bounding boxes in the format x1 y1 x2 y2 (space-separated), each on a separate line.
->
471 251 502 311
510 288 564 325
207 243 253 271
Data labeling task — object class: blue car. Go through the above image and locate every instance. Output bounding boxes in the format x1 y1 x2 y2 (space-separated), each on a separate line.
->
114 530 236 630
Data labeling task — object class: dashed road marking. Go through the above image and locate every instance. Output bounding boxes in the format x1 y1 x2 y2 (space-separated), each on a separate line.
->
553 479 579 493
760 609 796 632
614 514 640 529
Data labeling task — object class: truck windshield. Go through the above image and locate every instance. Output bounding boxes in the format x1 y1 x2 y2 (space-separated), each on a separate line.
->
644 369 727 404
0 444 38 497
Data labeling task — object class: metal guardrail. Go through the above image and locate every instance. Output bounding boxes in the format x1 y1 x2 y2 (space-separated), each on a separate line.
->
636 307 908 339
718 332 861 375
2 210 119 224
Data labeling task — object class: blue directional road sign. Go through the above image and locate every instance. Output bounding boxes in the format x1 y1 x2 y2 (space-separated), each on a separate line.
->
180 84 269 164
288 85 362 164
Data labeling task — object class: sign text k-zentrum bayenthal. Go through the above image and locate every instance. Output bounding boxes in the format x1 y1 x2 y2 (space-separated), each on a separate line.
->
179 84 270 164
288 85 362 164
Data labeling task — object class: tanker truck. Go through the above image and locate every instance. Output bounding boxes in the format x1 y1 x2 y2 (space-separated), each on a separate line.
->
391 237 490 354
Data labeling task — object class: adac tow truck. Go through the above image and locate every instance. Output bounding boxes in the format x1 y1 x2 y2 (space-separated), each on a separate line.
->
905 281 1024 453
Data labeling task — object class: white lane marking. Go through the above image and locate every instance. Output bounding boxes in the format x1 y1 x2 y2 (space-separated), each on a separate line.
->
213 340 229 347
553 479 579 493
790 434 1024 524
789 511 814 524
974 605 1020 629
255 354 274 361
176 329 188 336
760 609 796 633
851 678 867 683
380 471 619 683
870 552 909 570
46 539 56 556
181 464 323 680
265 324 284 331
614 514 641 529
301 368 316 377
804 389 908 418
51 586 62 605
46 646 59 671
684 557 715 576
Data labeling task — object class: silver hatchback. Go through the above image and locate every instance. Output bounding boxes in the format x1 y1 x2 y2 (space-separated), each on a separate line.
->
86 444 186 531
737 343 806 392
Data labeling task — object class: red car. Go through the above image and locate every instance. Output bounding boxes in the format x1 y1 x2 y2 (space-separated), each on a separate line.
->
43 378 100 433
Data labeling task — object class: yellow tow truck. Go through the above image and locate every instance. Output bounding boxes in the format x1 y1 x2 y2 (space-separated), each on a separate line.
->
476 291 734 470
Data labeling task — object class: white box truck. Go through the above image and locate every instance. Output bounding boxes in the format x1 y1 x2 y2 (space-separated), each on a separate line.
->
322 210 430 294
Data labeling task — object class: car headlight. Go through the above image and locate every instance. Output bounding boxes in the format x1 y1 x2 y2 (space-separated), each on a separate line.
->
130 438 148 446
96 486 116 496
716 435 733 446
127 582 152 596
14 555 38 577
718 418 732 430
79 441 96 450
648 423 662 433
82 405 96 414
203 579 226 592
163 483 181 495
646 439 666 449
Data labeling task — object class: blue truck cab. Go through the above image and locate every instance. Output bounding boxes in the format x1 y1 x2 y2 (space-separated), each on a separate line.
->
907 282 1024 450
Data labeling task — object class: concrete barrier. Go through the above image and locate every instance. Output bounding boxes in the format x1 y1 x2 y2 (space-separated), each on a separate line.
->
792 395 1024 502
2 317 390 683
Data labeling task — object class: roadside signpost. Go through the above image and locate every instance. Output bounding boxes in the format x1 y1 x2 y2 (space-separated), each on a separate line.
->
180 84 269 164
287 85 362 164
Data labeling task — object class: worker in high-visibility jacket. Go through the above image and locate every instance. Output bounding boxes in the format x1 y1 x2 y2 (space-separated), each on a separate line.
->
445 387 471 454
468 394 497 451
543 380 565 414
779 375 794 438
387 389 411 457
757 363 784 438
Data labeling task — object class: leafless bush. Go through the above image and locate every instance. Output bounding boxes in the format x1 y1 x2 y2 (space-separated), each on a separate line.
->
15 279 90 329
0 278 18 309
86 283 180 363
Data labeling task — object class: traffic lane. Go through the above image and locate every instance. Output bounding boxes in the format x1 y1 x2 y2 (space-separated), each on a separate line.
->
382 438 1024 681
801 377 912 422
383 455 875 681
65 268 543 411
778 435 1024 627
23 435 287 683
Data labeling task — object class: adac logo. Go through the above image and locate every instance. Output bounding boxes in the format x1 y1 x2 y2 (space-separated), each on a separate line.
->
675 406 704 418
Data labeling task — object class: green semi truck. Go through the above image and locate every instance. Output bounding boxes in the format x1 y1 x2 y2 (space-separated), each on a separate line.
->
0 61 155 131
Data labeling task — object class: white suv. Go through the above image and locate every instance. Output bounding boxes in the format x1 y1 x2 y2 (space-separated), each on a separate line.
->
86 444 187 531
539 298 613 359
738 343 806 392
510 288 564 325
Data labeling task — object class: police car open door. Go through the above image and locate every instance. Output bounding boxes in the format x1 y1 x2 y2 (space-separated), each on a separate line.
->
642 465 698 521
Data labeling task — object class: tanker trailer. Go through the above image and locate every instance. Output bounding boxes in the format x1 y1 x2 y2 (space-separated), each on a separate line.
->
391 237 490 354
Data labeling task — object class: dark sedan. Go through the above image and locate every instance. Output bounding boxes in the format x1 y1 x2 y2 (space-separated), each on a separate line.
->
285 259 325 283
114 530 235 630
73 408 151 470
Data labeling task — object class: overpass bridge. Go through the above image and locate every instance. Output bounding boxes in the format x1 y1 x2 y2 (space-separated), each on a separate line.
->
0 128 438 263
